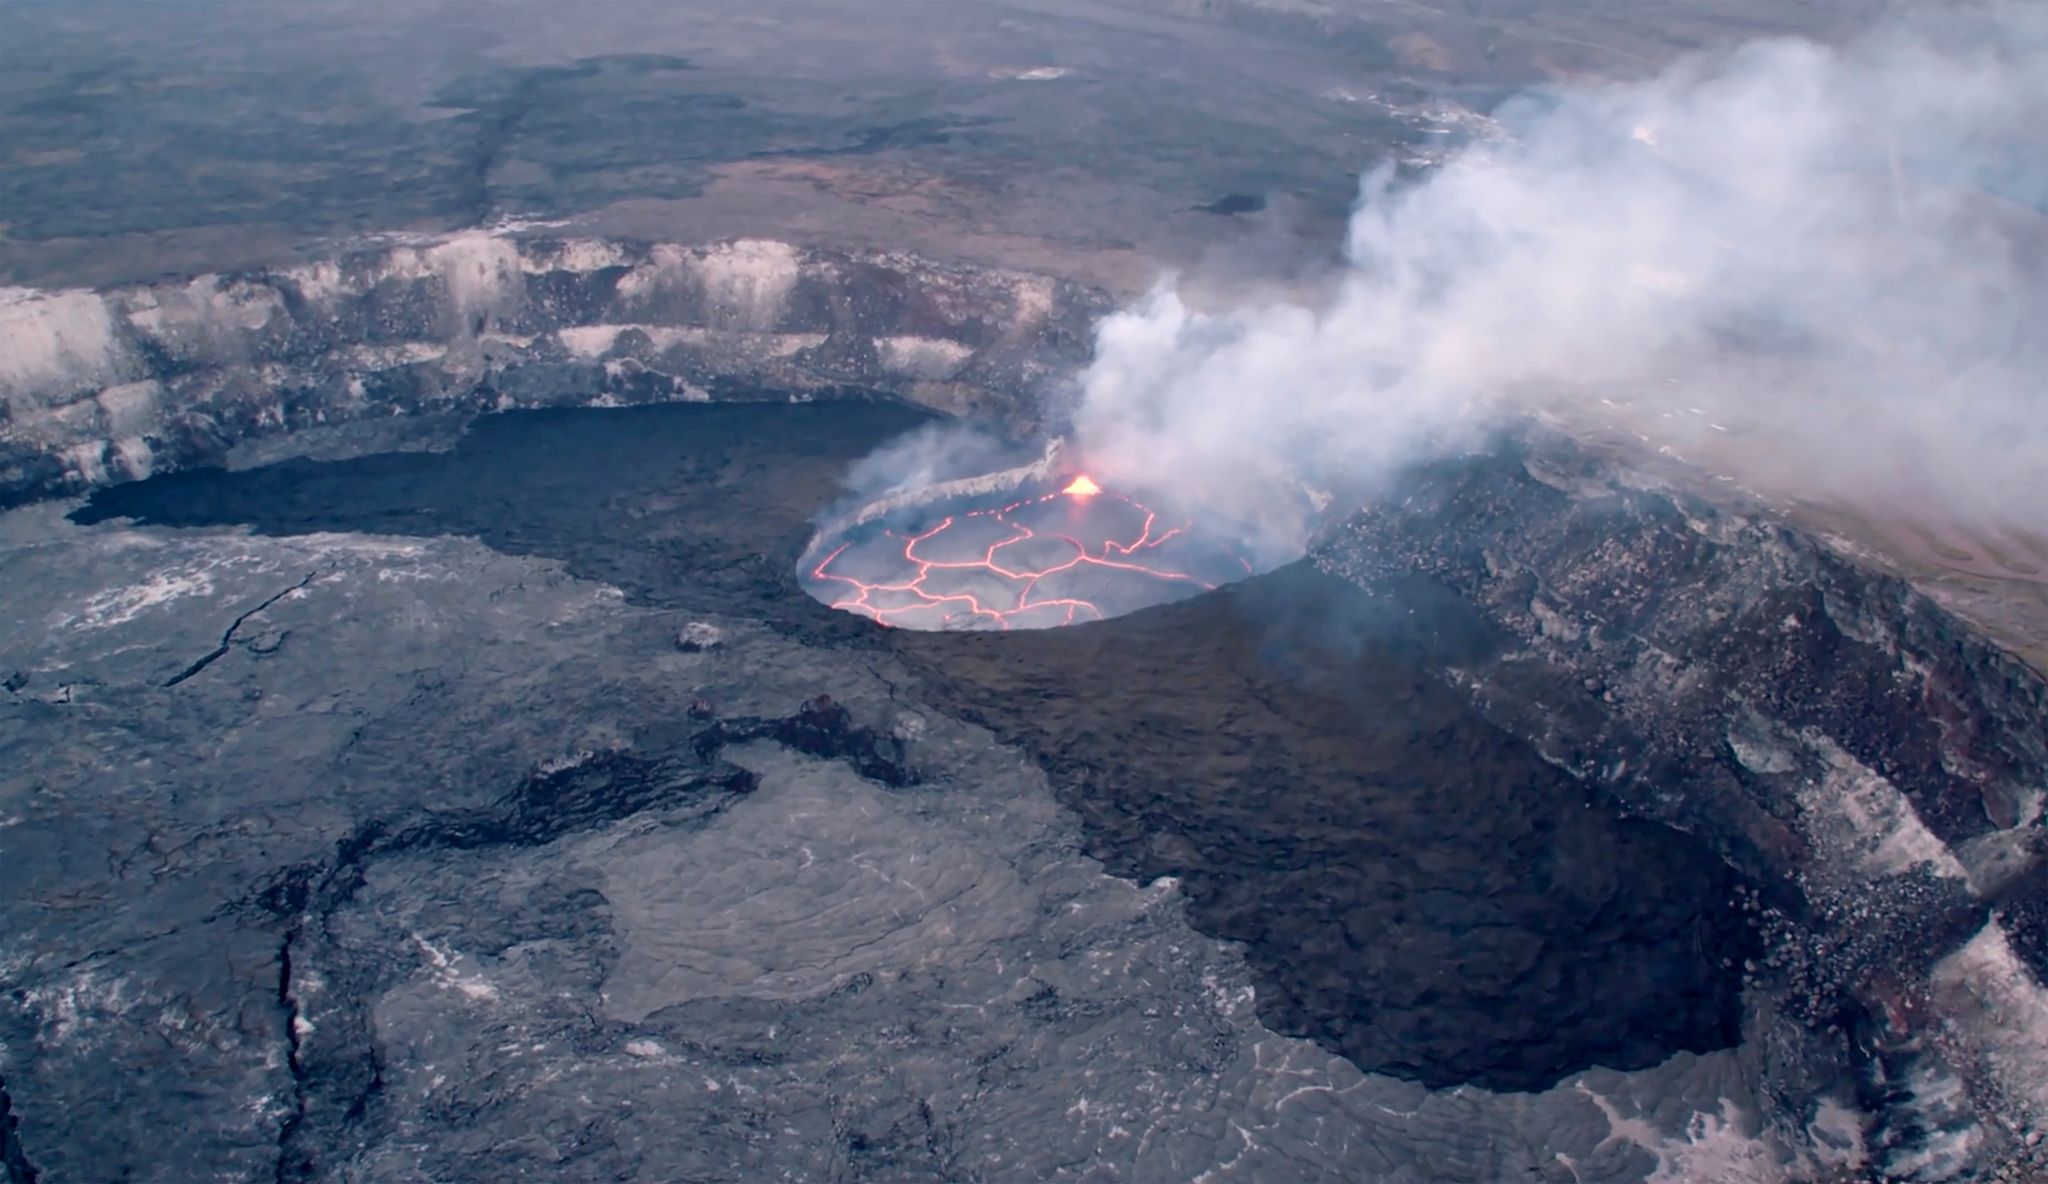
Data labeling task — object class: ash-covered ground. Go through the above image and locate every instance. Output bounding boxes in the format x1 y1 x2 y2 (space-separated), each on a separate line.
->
6 399 1788 1183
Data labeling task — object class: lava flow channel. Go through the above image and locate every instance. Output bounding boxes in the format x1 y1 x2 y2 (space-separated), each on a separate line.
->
808 476 1252 630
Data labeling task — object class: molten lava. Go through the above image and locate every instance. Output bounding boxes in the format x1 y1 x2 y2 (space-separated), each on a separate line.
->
808 481 1252 630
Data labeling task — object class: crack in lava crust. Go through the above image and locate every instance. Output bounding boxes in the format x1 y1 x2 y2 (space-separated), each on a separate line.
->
806 481 1256 630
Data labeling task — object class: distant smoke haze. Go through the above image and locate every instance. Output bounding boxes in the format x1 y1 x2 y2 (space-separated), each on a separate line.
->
1071 5 2048 546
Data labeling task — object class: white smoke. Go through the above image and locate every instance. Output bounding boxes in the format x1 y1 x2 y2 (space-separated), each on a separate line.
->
1072 6 2048 542
833 421 1025 509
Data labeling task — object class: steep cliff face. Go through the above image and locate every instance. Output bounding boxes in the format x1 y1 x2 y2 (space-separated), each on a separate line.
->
0 233 1109 507
1315 439 2048 1175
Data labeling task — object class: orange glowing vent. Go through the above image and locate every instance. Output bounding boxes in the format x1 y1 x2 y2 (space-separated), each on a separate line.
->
1062 474 1102 499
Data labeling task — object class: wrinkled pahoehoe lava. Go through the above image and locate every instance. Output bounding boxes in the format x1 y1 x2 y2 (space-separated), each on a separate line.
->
66 400 1758 1098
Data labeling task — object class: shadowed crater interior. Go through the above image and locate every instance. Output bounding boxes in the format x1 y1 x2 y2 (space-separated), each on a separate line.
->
73 396 1755 1092
897 570 1754 1089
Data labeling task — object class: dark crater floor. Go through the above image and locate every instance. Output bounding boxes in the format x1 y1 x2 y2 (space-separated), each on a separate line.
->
75 397 1756 1093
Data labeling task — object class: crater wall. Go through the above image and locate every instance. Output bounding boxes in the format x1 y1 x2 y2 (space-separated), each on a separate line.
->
1315 439 2048 1173
0 232 1110 507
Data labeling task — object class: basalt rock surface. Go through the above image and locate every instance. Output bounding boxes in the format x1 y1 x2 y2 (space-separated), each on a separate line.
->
897 566 1755 1093
6 401 1789 1184
1314 437 2048 1176
62 401 1757 1098
9 398 2048 1180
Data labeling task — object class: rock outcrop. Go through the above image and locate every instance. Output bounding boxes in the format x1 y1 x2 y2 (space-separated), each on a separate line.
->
0 232 1108 507
1314 436 2048 1177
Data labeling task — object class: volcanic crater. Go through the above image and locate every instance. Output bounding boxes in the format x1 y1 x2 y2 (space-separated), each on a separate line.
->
9 232 2046 1182
72 396 1757 1094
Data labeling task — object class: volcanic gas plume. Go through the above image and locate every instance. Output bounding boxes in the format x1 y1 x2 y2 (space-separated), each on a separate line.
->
803 475 1253 630
1071 5 2048 542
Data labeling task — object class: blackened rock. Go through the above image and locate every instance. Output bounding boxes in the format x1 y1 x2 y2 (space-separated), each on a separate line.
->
896 563 1752 1092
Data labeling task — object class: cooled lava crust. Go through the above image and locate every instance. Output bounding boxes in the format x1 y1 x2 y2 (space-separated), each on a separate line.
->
72 397 1752 1096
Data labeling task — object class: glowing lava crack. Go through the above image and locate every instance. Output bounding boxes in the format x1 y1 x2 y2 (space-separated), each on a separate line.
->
804 476 1255 630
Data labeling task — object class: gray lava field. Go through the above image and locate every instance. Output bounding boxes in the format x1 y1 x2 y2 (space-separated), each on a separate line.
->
5 399 1777 1182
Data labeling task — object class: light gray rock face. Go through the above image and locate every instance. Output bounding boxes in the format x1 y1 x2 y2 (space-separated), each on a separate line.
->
1314 437 2048 1179
0 234 1108 507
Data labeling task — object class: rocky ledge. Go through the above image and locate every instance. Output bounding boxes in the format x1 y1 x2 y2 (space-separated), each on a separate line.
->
0 232 1109 507
1315 436 2048 1178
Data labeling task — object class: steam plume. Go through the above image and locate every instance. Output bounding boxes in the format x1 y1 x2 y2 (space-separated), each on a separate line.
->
1073 7 2048 544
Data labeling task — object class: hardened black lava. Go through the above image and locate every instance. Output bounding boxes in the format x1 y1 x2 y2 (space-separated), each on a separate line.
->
75 395 1754 1092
